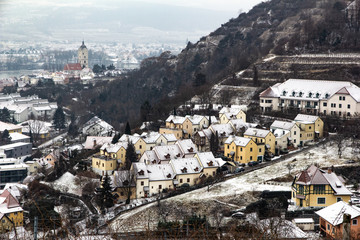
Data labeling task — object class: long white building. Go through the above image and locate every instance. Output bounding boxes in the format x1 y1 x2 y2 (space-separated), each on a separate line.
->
259 79 360 117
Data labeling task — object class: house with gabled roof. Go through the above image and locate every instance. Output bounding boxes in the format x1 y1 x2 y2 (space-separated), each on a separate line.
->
170 158 202 187
270 120 301 148
82 116 114 137
316 201 360 239
291 165 352 208
209 123 235 150
0 190 23 228
100 141 128 164
294 114 323 144
176 139 198 157
224 135 258 163
195 152 225 178
259 79 360 117
131 162 176 198
244 127 276 155
193 128 213 152
219 106 246 124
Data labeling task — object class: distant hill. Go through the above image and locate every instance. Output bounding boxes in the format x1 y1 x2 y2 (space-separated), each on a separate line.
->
68 0 360 127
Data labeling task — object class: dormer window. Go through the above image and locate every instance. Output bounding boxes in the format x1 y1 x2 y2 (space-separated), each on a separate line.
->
308 92 313 98
316 93 320 98
165 153 171 159
167 173 171 178
188 147 194 152
282 90 287 96
292 91 296 97
176 153 181 157
208 161 214 166
325 93 329 99
299 91 303 97
181 167 187 173
152 160 156 164
138 170 144 176
194 167 199 171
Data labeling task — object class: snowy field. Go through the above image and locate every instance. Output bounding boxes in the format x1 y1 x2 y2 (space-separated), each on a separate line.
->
170 139 357 203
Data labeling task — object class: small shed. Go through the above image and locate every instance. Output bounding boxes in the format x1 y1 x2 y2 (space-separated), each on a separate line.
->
292 218 315 231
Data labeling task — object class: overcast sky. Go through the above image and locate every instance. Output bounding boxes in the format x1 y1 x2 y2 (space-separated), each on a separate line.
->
0 0 264 44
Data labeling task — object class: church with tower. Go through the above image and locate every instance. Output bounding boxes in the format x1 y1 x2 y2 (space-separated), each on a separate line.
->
78 40 89 69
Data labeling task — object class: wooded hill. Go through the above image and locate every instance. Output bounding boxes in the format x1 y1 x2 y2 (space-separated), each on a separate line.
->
23 0 360 129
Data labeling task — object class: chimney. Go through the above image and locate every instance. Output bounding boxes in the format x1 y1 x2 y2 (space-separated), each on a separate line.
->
93 139 97 147
343 213 351 240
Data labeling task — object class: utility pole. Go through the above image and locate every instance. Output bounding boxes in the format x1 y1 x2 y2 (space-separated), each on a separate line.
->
34 216 38 240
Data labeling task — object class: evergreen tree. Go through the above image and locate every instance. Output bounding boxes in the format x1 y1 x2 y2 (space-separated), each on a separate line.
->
97 173 114 211
53 107 65 130
68 113 78 137
125 141 137 170
253 65 260 87
173 107 177 116
0 107 11 122
124 122 131 135
210 132 216 155
1 129 11 144
111 133 120 144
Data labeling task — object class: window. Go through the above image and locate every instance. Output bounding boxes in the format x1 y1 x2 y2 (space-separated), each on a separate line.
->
352 219 358 225
348 104 351 109
139 145 142 149
250 148 253 152
240 148 243 152
339 104 342 108
347 112 351 117
141 181 144 186
294 131 297 135
314 185 325 194
317 198 326 204
180 179 183 183
339 96 342 100
309 126 312 130
159 185 162 189
250 156 253 160
187 178 190 183
227 145 229 149
331 103 336 108
259 148 262 152
265 100 272 103
327 224 330 230
337 197 342 202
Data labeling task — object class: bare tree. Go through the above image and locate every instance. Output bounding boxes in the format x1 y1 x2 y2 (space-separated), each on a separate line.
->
114 170 135 204
26 120 47 146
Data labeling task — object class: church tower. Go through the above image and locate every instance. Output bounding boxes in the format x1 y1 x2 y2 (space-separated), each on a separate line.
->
78 41 88 68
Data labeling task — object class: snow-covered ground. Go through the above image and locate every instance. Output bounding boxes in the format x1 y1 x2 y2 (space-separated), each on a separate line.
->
45 172 81 196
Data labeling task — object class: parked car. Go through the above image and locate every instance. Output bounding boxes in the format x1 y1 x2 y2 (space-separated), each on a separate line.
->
280 148 289 154
231 212 246 219
238 163 246 167
234 167 245 173
248 161 258 167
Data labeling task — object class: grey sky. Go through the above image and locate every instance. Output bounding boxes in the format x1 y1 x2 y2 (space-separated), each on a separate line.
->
0 0 264 44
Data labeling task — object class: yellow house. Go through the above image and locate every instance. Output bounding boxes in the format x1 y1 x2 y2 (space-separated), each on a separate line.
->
291 165 352 208
0 214 13 233
0 121 22 134
244 128 276 156
294 114 324 146
0 190 23 228
159 127 183 140
165 115 186 129
112 171 136 202
219 107 247 124
170 158 202 187
92 155 117 175
100 142 128 165
224 135 258 163
195 152 224 177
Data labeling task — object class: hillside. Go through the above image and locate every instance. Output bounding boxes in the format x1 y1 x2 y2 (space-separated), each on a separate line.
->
65 0 360 127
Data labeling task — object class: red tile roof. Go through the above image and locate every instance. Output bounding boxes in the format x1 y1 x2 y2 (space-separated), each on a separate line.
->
64 63 82 71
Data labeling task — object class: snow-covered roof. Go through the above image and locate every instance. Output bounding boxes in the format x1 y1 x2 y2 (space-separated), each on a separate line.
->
141 132 161 144
210 124 234 137
83 136 112 150
295 165 352 196
244 128 271 138
9 132 30 141
162 133 177 142
225 135 252 147
293 218 314 224
154 145 183 161
101 142 128 153
294 114 320 124
119 134 141 144
219 106 245 115
133 162 148 179
316 201 360 226
19 120 52 134
166 115 186 124
0 142 31 150
185 115 206 125
147 164 175 181
176 139 198 156
82 116 114 135
0 121 22 132
273 129 290 138
260 79 360 102
270 120 296 131
196 152 225 168
170 158 202 175
141 150 159 164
